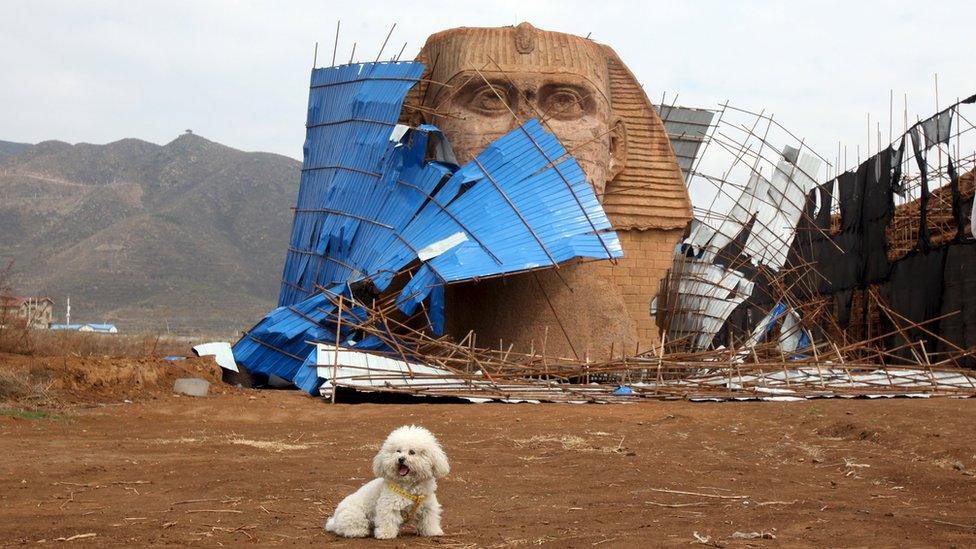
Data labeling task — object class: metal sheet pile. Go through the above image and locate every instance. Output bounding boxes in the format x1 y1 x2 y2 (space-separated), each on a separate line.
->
659 145 822 352
232 60 622 395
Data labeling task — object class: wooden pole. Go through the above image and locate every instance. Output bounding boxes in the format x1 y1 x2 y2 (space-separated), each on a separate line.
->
374 23 396 64
331 21 340 67
331 295 343 404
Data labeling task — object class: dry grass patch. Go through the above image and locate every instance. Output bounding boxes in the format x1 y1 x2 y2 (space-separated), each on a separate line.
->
151 435 321 453
513 434 593 451
513 433 633 455
228 438 312 452
5 329 195 358
0 367 56 406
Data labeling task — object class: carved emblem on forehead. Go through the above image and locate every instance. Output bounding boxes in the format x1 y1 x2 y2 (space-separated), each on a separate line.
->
515 22 536 54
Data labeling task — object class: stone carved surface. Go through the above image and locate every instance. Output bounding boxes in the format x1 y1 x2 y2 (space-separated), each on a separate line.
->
406 23 692 358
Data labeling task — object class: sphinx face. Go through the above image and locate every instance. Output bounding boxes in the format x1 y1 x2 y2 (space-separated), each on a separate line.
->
412 24 687 359
428 69 616 198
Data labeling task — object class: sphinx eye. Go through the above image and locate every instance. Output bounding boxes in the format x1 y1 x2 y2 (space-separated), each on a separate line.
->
541 86 589 120
465 83 512 117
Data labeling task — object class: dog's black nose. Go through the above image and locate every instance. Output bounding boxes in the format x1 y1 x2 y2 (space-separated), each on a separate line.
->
398 456 406 464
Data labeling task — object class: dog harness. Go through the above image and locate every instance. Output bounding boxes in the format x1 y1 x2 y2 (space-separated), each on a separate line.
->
387 481 426 522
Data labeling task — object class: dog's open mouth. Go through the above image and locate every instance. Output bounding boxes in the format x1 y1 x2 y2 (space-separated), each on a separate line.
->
398 464 410 476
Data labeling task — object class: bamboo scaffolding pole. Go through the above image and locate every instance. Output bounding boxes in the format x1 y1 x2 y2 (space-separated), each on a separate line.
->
287 286 976 402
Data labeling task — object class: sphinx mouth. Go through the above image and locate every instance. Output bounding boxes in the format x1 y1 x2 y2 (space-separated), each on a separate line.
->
398 464 410 477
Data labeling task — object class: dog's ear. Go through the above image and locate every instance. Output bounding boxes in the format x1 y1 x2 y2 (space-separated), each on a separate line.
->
372 448 386 478
430 443 450 478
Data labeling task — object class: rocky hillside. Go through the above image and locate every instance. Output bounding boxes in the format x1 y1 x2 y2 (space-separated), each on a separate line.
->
0 133 301 335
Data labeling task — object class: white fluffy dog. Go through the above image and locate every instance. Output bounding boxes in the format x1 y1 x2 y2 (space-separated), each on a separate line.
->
325 425 449 539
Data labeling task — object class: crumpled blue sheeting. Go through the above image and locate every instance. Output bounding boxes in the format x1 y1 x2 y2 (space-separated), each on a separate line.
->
279 61 621 316
283 116 623 324
279 61 429 307
293 346 321 394
232 284 387 385
244 61 624 393
428 285 445 336
759 302 788 337
392 119 622 314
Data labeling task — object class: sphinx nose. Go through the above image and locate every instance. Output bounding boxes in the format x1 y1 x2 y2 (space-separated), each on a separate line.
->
398 456 406 464
516 100 536 120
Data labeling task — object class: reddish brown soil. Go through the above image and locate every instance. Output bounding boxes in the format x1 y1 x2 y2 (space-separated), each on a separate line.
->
0 352 224 404
1 361 976 547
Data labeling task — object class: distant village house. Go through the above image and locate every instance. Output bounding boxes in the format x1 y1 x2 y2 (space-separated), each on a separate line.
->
0 295 54 329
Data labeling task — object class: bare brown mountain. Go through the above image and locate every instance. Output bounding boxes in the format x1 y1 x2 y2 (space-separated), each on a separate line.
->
0 133 300 335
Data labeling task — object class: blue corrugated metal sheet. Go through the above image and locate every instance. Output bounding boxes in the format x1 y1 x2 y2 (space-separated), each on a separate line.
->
233 285 356 382
278 61 428 306
240 60 623 393
390 118 622 314
293 346 321 394
232 283 395 385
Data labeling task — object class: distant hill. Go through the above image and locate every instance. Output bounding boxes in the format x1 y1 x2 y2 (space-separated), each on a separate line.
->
0 140 32 163
0 133 301 335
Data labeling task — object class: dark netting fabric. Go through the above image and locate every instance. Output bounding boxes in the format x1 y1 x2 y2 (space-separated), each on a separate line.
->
939 244 976 367
881 248 948 361
862 146 895 283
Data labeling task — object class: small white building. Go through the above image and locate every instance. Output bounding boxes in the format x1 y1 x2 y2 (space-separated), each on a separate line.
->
50 322 119 334
80 323 119 334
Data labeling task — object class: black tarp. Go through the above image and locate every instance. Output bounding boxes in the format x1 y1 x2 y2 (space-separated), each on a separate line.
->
825 169 864 292
881 248 947 361
834 289 854 329
947 155 965 241
939 243 976 367
811 182 837 295
863 147 895 282
776 99 976 364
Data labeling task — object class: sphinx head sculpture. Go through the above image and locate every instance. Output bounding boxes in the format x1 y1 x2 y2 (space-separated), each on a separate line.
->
412 22 627 200
405 23 691 359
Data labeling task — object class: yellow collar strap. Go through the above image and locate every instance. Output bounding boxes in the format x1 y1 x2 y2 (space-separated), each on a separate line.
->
387 481 426 521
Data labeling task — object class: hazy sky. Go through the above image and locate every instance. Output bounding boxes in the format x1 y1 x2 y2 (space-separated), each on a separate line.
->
2 0 974 169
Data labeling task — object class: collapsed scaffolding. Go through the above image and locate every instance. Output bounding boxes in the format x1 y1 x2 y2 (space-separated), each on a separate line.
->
653 91 976 372
227 42 976 402
302 288 976 403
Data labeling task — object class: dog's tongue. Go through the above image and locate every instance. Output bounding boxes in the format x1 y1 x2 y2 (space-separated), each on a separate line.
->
398 464 410 476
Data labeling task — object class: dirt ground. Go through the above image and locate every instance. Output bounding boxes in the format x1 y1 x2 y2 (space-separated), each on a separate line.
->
2 356 976 547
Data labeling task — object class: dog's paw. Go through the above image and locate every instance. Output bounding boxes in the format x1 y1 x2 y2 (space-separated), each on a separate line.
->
373 527 399 540
419 527 444 537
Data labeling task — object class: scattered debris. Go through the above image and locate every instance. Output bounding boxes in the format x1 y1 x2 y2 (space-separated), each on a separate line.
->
730 531 776 540
692 531 724 547
172 378 209 397
649 488 748 500
756 500 798 506
646 501 710 508
53 532 97 542
228 438 310 452
192 342 237 372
